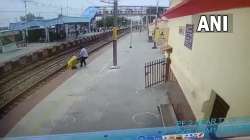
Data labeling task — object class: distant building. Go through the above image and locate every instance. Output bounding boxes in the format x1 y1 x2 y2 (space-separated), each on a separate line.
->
91 6 168 27
93 5 167 16
9 16 91 43
0 30 22 53
0 27 8 31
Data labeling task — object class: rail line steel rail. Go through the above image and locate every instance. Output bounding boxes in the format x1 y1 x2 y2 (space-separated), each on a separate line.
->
0 28 129 112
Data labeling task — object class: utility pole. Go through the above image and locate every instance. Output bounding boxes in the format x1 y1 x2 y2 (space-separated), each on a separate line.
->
103 8 106 30
140 16 142 32
111 0 119 69
100 0 119 69
129 19 132 48
152 0 159 49
146 15 148 32
61 7 63 16
66 0 69 16
23 0 29 46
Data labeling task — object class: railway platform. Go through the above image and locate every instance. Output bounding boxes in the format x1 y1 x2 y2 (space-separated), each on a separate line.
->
4 31 172 137
0 32 103 64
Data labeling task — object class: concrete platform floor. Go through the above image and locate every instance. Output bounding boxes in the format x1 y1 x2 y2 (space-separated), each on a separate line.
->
6 31 170 137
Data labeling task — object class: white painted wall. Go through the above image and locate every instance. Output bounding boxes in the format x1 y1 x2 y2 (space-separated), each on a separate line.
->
167 8 250 119
169 0 183 8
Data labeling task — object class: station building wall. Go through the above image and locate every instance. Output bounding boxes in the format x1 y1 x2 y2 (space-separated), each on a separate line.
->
166 6 250 119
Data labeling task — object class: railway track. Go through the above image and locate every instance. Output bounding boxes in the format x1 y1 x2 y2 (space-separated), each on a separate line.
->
0 30 129 115
0 32 106 85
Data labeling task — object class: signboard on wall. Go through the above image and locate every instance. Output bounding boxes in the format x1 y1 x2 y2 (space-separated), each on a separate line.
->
184 24 194 50
155 27 169 47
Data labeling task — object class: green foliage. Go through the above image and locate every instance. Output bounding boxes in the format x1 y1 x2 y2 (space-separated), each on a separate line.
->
58 14 63 18
96 16 129 27
0 36 13 45
20 13 44 21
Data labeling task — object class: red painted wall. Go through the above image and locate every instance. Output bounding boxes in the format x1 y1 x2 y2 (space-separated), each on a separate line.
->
164 0 250 19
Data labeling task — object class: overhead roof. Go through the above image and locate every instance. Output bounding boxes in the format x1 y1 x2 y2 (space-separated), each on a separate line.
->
9 16 90 31
81 7 98 21
0 30 19 37
163 0 250 19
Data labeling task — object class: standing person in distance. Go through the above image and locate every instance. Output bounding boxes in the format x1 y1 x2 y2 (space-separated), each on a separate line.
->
79 47 88 67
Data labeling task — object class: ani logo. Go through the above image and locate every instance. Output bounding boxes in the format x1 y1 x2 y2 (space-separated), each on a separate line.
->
196 15 229 32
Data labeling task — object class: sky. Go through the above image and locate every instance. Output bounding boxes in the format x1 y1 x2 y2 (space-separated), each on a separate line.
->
0 0 169 27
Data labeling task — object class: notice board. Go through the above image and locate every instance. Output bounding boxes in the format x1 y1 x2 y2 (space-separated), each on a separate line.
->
184 24 194 50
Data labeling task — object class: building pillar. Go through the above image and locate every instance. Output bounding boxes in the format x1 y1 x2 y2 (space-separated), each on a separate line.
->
22 30 25 41
88 22 91 32
45 27 50 42
146 15 148 28
65 24 69 39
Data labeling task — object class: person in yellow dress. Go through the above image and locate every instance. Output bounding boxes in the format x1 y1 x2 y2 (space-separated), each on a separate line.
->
67 55 78 69
154 27 160 44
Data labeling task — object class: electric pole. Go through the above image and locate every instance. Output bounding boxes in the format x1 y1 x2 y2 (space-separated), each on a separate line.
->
152 0 159 49
103 8 106 30
61 7 63 16
66 0 69 16
129 19 132 48
100 0 119 69
111 0 119 68
23 0 30 46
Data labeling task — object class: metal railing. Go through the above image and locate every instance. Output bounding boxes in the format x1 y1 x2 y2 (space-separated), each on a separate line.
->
145 58 169 88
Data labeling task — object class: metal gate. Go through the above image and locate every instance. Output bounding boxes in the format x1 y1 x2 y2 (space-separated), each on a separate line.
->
145 58 169 88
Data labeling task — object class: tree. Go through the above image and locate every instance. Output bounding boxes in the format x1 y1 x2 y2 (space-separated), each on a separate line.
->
96 16 129 28
58 14 63 18
96 20 104 27
20 13 44 22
